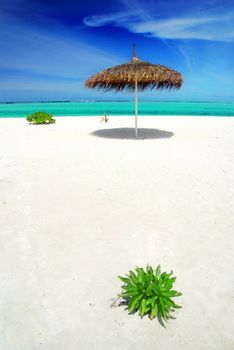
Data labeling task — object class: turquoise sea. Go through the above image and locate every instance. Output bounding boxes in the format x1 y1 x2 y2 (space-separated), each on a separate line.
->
0 101 233 117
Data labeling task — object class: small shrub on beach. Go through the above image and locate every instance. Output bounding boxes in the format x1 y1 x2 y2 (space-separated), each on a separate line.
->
26 111 56 124
118 265 182 320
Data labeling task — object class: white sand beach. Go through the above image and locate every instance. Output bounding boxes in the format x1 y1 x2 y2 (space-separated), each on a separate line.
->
0 116 234 350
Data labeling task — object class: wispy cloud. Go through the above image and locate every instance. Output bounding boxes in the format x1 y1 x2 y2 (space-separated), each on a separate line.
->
83 3 234 42
173 44 194 71
130 14 234 41
0 13 122 78
83 11 136 27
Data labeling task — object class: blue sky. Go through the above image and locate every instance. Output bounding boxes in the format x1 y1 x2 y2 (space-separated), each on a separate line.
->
0 0 233 102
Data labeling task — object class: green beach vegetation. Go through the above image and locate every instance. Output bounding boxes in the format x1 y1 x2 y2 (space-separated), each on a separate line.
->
26 111 56 124
118 265 182 321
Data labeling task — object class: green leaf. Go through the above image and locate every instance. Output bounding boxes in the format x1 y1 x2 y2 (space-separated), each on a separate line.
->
145 297 155 309
162 290 178 297
140 298 147 316
128 298 138 313
128 294 143 312
124 285 137 291
159 296 165 309
118 276 130 284
146 287 153 297
146 265 154 275
124 287 138 295
150 303 158 319
125 291 139 298
164 277 176 291
166 298 182 309
160 272 171 281
136 267 145 284
158 275 162 289
155 265 161 279
129 271 138 284
158 303 166 320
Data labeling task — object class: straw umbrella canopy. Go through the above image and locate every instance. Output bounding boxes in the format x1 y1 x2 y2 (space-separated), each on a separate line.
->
85 45 183 137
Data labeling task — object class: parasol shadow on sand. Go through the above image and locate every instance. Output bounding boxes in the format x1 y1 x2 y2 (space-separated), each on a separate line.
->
85 45 183 138
91 127 174 140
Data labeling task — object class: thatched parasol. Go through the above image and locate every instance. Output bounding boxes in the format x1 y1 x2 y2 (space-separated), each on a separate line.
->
85 45 183 137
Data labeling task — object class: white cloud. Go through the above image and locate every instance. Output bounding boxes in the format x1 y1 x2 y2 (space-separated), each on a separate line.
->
83 11 135 27
130 14 234 41
83 6 234 42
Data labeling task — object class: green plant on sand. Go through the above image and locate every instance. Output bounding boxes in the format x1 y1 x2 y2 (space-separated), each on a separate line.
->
26 111 56 124
118 265 182 321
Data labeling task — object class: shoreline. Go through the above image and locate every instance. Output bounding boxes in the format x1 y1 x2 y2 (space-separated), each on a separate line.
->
0 114 234 119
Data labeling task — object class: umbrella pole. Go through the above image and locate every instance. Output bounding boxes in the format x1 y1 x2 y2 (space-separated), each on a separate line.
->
135 79 138 138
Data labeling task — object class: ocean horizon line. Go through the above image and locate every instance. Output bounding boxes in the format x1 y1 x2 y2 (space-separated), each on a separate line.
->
0 100 233 105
